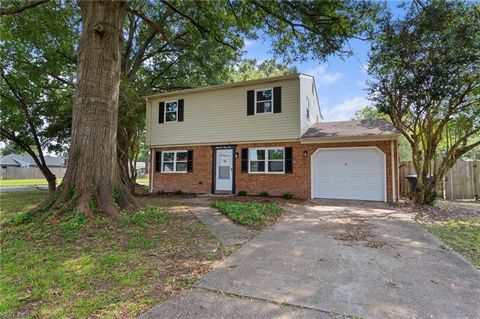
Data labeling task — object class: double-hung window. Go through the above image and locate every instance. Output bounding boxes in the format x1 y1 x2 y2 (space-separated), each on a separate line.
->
249 147 284 173
165 101 178 122
162 150 188 173
255 88 273 114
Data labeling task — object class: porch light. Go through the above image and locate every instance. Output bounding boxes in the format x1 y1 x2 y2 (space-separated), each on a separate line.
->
303 150 308 158
235 152 239 159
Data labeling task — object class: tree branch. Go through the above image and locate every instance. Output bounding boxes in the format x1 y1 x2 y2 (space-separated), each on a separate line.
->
127 6 172 44
0 0 49 15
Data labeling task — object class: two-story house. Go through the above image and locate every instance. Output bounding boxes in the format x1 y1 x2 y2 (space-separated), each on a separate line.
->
145 73 400 202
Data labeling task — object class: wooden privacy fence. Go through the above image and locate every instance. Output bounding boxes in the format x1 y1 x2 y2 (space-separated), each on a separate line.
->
399 160 480 200
0 167 67 180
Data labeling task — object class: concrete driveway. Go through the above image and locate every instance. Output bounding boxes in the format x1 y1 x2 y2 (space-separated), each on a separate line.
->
140 200 480 319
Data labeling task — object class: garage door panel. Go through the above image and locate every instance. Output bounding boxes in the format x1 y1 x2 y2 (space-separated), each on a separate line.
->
312 148 385 201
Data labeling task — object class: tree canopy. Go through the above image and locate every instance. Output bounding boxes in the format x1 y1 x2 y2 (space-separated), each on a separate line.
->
367 0 480 203
1 0 381 215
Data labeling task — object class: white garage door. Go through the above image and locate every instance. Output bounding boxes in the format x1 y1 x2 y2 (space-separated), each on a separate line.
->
312 148 386 201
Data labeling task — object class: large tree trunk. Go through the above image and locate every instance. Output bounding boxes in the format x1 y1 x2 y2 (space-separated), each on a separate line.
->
117 127 136 193
49 0 137 216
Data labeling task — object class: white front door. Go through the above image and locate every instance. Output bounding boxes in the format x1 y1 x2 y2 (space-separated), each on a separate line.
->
215 149 233 192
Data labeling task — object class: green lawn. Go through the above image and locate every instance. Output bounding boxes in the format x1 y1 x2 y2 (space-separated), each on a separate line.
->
211 200 283 229
0 191 221 318
0 179 61 187
136 177 148 184
0 178 147 187
423 218 480 268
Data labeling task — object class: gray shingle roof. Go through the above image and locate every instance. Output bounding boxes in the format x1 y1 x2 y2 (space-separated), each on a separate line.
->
302 119 398 139
0 154 67 167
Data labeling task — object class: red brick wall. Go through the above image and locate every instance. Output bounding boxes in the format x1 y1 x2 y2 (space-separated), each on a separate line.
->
151 145 212 194
151 140 398 201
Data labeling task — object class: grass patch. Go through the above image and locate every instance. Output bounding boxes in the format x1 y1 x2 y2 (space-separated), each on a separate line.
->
423 218 480 268
211 200 283 229
0 191 222 318
136 178 148 184
0 179 62 187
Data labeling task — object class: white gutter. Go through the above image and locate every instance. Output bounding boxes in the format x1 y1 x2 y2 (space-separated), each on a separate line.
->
300 134 401 144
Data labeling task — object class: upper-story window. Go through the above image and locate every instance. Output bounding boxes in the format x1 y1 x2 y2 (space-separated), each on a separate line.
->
306 97 310 119
165 101 178 122
255 89 273 114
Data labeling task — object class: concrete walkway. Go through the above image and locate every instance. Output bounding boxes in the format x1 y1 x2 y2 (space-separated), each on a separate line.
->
190 205 253 247
140 200 480 319
172 197 253 248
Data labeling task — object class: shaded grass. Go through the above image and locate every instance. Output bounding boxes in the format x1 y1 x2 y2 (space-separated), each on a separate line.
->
211 200 283 229
0 190 47 223
0 179 62 187
0 191 221 318
423 218 480 268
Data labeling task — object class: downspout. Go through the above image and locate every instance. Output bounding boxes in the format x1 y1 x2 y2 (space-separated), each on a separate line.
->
391 139 396 202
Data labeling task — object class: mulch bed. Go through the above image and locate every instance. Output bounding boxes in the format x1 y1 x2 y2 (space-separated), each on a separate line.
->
208 195 306 206
394 199 480 224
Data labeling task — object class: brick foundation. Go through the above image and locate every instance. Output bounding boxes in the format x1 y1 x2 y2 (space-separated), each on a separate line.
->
151 140 399 201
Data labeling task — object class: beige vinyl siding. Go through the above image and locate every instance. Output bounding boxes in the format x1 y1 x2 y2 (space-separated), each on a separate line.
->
299 75 321 135
147 77 300 146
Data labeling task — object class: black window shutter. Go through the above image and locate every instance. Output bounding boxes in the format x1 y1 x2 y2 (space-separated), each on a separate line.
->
273 86 281 113
155 151 161 172
178 99 184 122
247 90 254 115
159 102 165 123
187 150 193 172
285 147 293 173
241 148 249 172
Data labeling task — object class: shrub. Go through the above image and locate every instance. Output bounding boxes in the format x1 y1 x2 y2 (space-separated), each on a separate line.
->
282 192 293 199
237 190 247 196
174 189 184 195
259 191 270 197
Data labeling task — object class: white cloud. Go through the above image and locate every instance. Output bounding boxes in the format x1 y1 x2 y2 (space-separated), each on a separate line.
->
322 96 368 121
243 39 256 48
306 64 343 86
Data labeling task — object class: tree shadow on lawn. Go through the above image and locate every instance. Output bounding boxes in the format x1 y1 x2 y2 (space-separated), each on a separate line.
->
0 191 225 318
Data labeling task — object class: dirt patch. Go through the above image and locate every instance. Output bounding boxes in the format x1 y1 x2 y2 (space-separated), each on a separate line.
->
395 200 480 224
331 217 388 249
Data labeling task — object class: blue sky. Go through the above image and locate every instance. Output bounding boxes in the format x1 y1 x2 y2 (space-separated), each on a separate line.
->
244 2 404 121
244 37 370 121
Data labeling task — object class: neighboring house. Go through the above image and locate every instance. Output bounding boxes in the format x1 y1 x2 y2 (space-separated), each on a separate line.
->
129 162 146 178
145 74 400 202
0 154 67 180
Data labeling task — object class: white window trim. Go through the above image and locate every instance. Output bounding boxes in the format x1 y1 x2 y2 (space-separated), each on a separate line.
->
254 88 273 115
161 150 188 173
164 100 178 123
248 147 285 174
